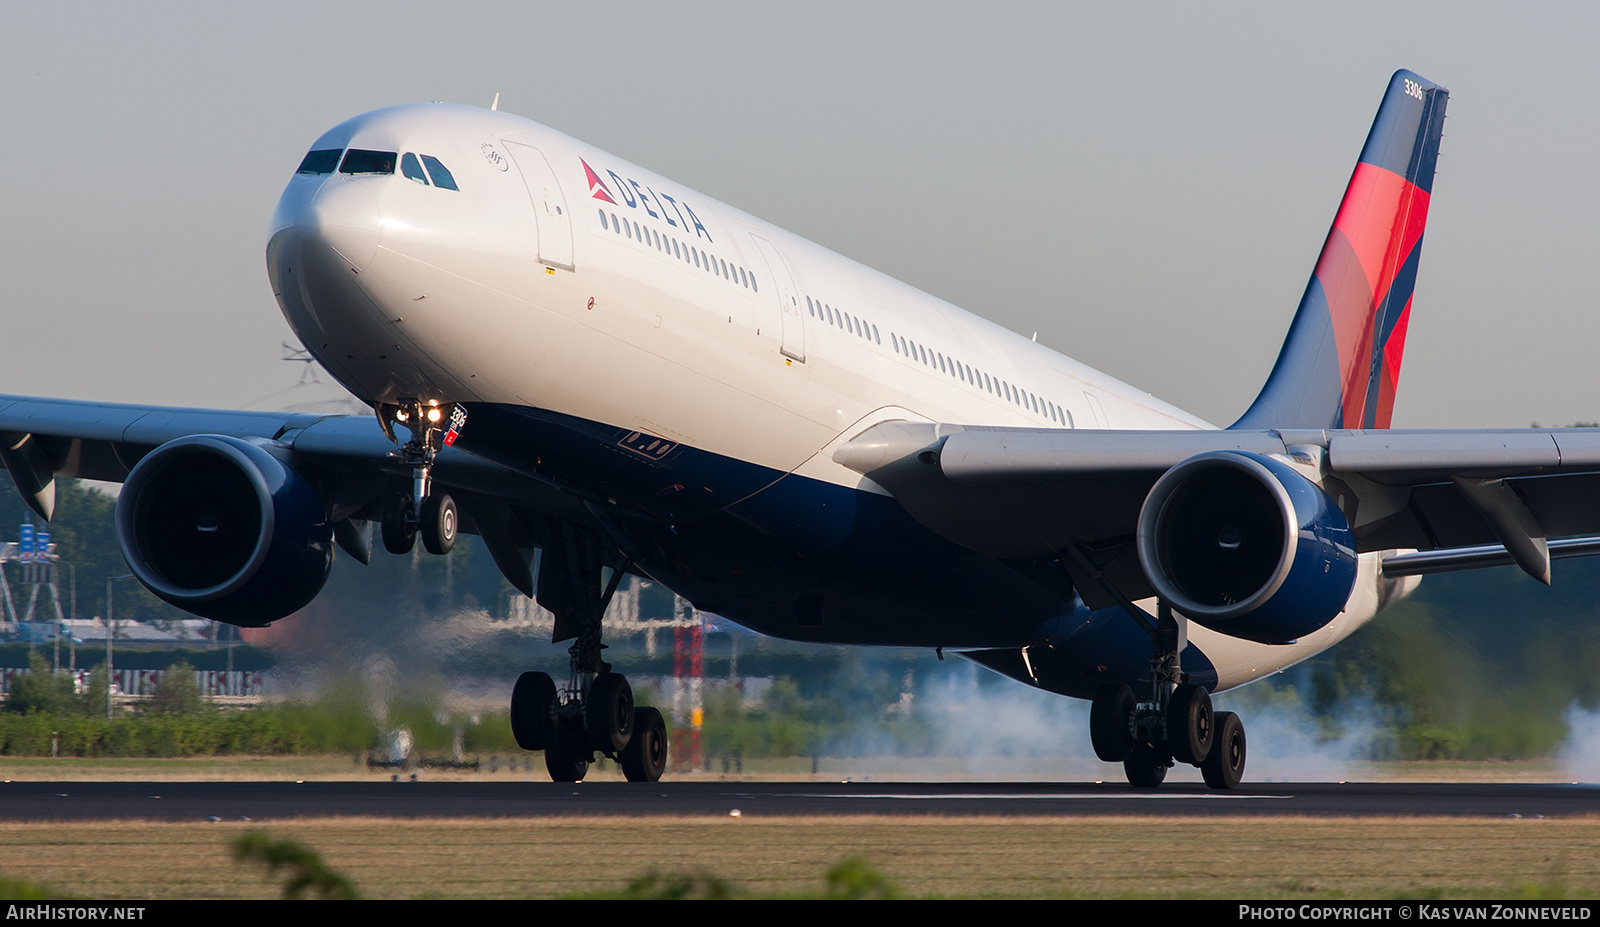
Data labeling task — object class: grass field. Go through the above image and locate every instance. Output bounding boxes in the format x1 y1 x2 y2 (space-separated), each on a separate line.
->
0 815 1597 900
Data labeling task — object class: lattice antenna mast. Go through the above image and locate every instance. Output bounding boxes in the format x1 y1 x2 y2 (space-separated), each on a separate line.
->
281 342 323 386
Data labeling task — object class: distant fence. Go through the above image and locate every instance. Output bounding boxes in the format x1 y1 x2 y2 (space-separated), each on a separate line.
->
0 667 264 699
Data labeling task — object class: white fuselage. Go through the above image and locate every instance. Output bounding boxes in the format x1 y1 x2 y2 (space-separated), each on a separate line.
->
269 103 1400 694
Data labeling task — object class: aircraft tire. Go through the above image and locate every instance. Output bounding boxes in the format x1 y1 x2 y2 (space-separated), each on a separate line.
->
381 494 416 555
420 493 457 556
1123 742 1169 788
1202 711 1247 790
510 671 557 751
587 673 635 754
621 707 669 782
545 734 590 783
1089 683 1136 762
1167 683 1214 766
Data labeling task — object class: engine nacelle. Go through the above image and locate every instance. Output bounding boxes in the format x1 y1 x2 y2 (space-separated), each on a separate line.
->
1136 450 1357 643
115 435 333 627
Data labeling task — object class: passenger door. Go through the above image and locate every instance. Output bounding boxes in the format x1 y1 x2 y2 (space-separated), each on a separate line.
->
504 142 574 271
750 234 805 363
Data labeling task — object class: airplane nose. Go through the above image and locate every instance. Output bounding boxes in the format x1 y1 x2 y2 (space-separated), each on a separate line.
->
309 181 381 271
272 178 381 272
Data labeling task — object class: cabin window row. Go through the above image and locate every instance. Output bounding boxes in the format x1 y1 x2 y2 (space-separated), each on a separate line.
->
599 209 757 293
806 296 880 345
887 331 1072 427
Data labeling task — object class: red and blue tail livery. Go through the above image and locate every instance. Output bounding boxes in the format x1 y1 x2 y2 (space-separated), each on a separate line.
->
1235 70 1448 431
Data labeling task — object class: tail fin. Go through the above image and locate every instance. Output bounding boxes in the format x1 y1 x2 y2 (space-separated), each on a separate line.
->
1232 70 1448 431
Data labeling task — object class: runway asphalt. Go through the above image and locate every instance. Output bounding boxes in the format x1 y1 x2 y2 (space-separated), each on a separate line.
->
1 779 1596 821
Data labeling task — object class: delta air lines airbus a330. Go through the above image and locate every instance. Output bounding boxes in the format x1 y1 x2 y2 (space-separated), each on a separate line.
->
5 71 1598 787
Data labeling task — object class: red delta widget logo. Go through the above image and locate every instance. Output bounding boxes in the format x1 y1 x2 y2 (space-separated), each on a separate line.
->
580 157 713 243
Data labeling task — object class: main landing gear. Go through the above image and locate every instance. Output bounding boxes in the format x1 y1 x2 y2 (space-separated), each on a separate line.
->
508 522 668 783
374 399 466 557
1087 601 1247 790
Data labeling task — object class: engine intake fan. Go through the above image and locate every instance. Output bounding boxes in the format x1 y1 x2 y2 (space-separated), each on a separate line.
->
1136 450 1357 643
116 435 333 627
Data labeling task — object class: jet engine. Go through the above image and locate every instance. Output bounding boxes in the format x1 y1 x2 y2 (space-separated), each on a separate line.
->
1136 450 1357 643
115 435 333 627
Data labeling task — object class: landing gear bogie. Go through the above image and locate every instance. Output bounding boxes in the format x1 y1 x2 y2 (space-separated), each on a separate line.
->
1077 593 1246 789
1090 679 1245 790
509 670 662 783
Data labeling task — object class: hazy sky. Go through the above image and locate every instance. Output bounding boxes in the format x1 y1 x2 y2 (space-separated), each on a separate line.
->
3 2 1597 428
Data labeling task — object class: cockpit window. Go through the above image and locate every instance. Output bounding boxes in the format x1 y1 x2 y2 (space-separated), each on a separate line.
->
296 149 342 175
420 155 458 191
401 153 429 185
339 149 397 175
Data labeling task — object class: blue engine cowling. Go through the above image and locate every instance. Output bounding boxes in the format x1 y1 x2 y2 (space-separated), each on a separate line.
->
1135 450 1357 644
115 435 333 627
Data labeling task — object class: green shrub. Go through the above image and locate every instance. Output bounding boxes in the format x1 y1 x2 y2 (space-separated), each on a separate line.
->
148 660 205 716
5 653 78 716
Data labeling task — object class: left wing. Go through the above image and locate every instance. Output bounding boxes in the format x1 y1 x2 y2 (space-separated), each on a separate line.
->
835 421 1600 604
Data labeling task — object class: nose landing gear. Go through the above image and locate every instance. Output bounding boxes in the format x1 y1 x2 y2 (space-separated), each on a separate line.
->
375 399 464 556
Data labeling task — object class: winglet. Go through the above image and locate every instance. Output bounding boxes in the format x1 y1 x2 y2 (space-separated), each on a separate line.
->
1232 70 1449 431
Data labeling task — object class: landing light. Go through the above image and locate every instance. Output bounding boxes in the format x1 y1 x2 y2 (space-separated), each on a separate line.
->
427 408 442 423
